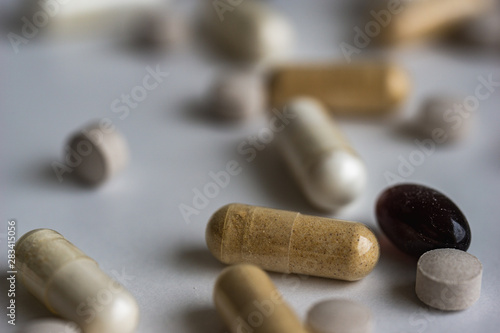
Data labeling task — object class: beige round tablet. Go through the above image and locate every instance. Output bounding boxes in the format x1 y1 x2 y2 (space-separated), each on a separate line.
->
67 122 129 185
306 299 372 333
416 248 482 311
210 70 266 120
16 318 81 333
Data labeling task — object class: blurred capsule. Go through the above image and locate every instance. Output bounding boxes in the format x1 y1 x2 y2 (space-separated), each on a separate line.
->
378 0 493 44
16 319 81 333
204 1 294 62
268 62 410 116
210 70 266 120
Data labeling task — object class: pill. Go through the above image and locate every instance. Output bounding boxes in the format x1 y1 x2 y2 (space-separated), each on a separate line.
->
306 299 373 333
25 0 166 39
206 203 379 281
378 0 492 44
457 8 500 49
376 184 471 258
127 10 188 50
413 95 473 142
214 264 307 333
416 248 482 310
16 229 139 333
66 122 128 185
277 97 367 211
17 319 81 333
204 1 294 62
210 70 266 120
268 63 410 116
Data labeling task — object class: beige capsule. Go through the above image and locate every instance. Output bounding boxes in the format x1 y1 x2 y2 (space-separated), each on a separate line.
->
214 264 307 333
379 0 493 44
268 63 410 116
206 203 379 281
16 229 139 333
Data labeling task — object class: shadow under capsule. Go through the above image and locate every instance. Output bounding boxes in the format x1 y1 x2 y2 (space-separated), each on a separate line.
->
179 306 227 333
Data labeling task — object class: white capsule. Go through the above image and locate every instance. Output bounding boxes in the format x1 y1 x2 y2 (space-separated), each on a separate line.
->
16 319 81 333
25 0 165 40
16 229 140 333
66 122 129 185
414 95 473 142
210 70 266 120
306 299 373 333
204 1 294 62
277 97 367 211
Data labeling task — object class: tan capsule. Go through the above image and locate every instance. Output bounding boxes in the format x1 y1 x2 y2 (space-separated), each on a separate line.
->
379 0 493 44
206 203 379 281
16 229 139 333
268 63 410 116
214 264 307 333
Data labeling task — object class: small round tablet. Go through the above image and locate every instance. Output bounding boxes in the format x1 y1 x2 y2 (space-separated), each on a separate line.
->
306 299 373 333
16 318 81 333
210 70 266 120
67 122 129 185
414 95 473 142
416 248 482 311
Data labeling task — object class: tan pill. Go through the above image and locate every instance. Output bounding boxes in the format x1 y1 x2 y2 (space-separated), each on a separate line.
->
379 0 493 44
16 229 139 333
214 264 307 333
206 203 379 281
416 248 482 311
268 63 410 116
66 122 128 185
306 299 373 333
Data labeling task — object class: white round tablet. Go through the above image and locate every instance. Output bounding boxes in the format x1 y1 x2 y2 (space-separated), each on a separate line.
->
67 122 129 185
210 70 266 120
306 299 372 333
16 318 81 333
416 248 482 311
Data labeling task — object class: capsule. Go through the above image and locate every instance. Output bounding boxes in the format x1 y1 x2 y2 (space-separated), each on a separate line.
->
204 1 294 62
206 203 379 281
214 264 307 333
16 229 139 333
379 0 492 45
268 63 410 116
277 97 366 211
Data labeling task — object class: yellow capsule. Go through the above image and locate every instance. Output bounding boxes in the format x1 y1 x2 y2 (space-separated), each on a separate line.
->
206 203 379 281
268 62 410 116
214 264 307 333
379 0 493 44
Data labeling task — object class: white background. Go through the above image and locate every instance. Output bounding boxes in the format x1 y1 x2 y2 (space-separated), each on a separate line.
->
1 1 500 332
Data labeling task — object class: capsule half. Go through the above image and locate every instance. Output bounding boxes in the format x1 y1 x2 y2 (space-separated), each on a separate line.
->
206 204 379 281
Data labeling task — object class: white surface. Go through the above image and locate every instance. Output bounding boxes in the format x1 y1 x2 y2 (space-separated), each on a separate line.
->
1 1 500 332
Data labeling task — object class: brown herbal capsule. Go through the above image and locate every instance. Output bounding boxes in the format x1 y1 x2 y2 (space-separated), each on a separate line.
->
206 203 379 281
267 62 410 116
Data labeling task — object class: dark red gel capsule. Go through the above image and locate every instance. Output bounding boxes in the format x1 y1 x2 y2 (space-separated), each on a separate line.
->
376 184 471 257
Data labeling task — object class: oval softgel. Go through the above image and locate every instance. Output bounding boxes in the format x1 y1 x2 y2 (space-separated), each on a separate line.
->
16 229 139 333
206 203 379 281
277 97 367 211
376 184 471 257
